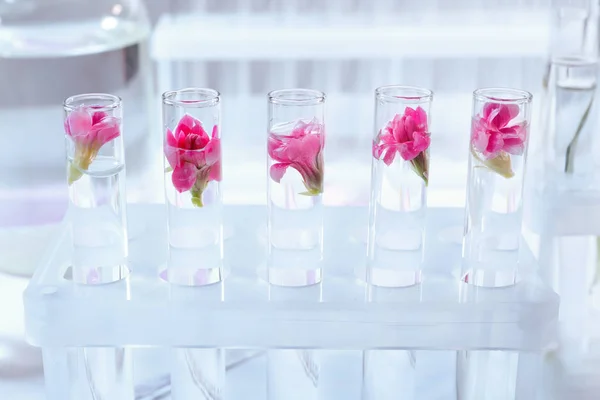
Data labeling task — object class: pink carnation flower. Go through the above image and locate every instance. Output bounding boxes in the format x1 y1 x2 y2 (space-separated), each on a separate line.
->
268 119 324 196
164 114 221 207
471 103 527 178
64 105 121 184
372 106 431 185
472 103 526 159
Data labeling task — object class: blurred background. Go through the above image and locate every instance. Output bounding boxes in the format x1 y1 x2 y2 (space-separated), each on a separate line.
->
1 0 600 398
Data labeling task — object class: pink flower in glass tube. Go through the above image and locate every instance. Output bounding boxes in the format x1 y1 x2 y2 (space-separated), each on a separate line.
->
268 119 324 196
164 114 222 207
372 106 431 185
64 106 121 184
471 103 527 178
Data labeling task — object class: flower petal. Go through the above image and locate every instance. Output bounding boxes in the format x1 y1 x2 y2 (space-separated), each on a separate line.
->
482 102 499 120
411 130 430 153
484 103 520 130
268 135 287 162
397 128 431 161
164 143 181 168
176 129 187 148
270 163 290 183
304 119 323 136
485 106 502 129
471 117 490 155
404 115 416 136
175 114 197 136
414 106 428 130
181 149 206 166
372 141 384 159
91 111 108 125
501 123 527 155
486 131 504 157
290 120 310 138
390 115 408 143
190 121 208 138
503 141 524 155
204 138 221 166
166 129 177 147
398 144 417 161
494 105 517 129
505 104 520 120
298 134 322 161
269 121 324 172
209 160 222 182
380 128 396 145
67 107 93 140
382 146 397 165
91 116 120 147
171 163 197 193
278 137 301 161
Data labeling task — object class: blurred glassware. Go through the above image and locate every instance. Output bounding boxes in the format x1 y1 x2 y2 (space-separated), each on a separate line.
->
539 0 600 191
542 56 600 190
0 0 153 276
549 0 598 59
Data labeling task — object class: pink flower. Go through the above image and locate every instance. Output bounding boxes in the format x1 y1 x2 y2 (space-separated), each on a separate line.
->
64 105 121 184
268 119 324 196
164 114 221 207
470 102 527 178
471 103 526 160
372 106 431 185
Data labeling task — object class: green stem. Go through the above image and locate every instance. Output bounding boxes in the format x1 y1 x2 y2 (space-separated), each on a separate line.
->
190 194 204 207
410 151 429 186
470 147 514 179
565 95 594 174
68 162 84 185
293 154 323 196
189 167 210 208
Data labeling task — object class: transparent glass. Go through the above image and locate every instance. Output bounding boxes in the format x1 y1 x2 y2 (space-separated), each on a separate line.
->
268 349 319 400
171 348 225 400
267 89 326 287
362 350 416 400
456 351 519 400
462 88 533 287
67 347 134 400
64 93 128 284
0 0 152 242
0 0 149 57
64 93 133 399
267 285 321 400
162 88 223 286
542 56 600 190
366 85 432 288
549 0 598 59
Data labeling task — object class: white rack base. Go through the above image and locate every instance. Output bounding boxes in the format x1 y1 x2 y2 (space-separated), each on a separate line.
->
24 205 557 350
